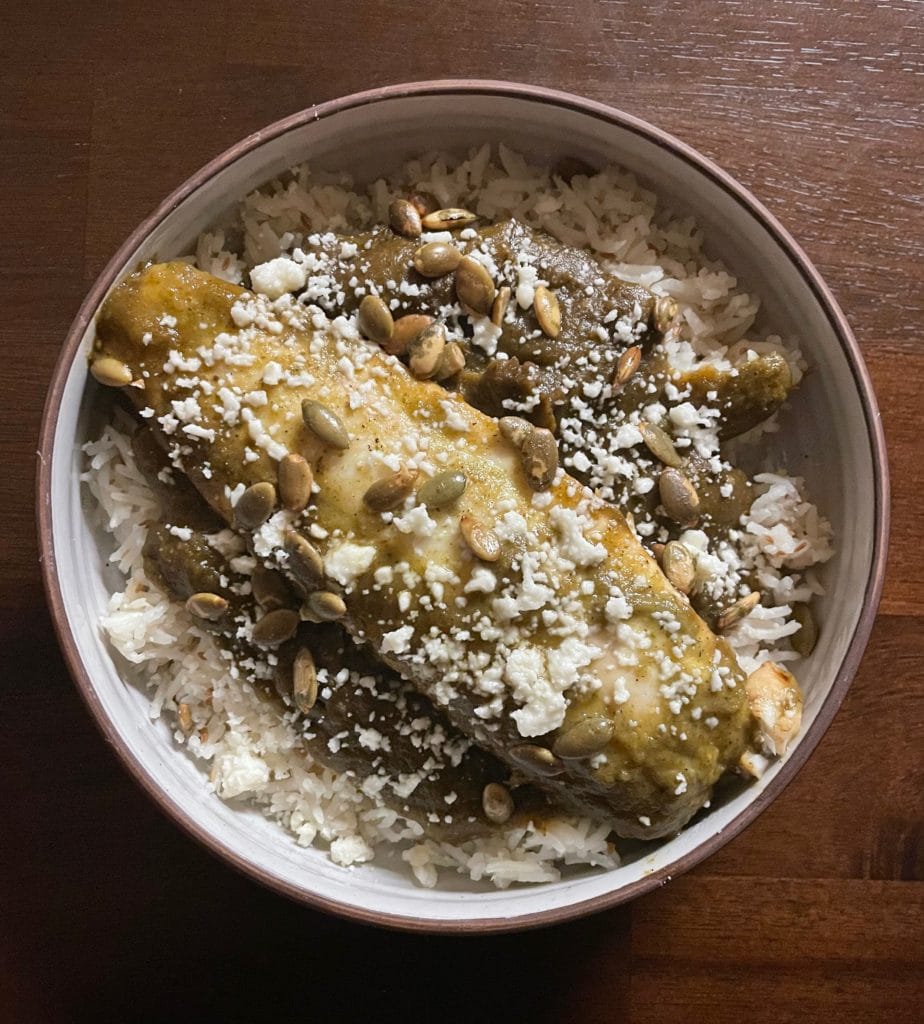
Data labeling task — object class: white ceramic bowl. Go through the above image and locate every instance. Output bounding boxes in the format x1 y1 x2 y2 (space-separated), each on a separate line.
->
38 81 888 932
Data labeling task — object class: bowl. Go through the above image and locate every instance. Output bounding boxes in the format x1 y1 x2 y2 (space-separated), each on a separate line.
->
37 80 889 932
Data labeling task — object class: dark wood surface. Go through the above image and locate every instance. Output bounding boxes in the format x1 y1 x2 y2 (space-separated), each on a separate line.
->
3 2 922 1021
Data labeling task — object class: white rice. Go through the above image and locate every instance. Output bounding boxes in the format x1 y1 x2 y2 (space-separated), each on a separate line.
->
84 146 833 887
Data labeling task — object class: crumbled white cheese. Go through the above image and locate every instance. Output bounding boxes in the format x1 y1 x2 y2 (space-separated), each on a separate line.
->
382 625 414 655
324 543 376 586
250 257 307 300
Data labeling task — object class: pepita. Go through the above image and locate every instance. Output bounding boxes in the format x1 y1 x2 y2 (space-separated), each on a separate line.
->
251 565 293 611
412 241 461 278
434 341 466 380
454 256 496 316
185 592 229 621
298 603 323 624
639 421 682 468
388 198 422 238
358 294 395 344
498 415 533 449
790 602 818 656
659 468 700 526
301 399 350 450
90 355 133 387
520 427 559 491
284 531 325 590
407 321 446 379
363 465 419 512
716 591 761 632
417 470 467 508
534 285 561 339
292 647 318 714
491 285 511 326
420 207 477 231
509 744 565 776
407 190 438 217
654 294 679 333
386 314 434 357
234 481 277 530
481 782 514 825
662 541 696 595
251 607 299 646
277 453 313 512
552 716 614 759
460 514 501 562
613 345 642 387
305 590 347 621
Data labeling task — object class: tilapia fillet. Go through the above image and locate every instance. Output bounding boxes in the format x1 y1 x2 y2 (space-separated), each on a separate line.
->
94 261 764 839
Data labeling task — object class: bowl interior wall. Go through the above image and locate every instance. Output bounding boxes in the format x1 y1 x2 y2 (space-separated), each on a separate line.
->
47 89 877 927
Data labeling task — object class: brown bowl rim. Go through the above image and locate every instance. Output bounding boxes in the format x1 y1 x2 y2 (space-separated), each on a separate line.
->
36 79 890 935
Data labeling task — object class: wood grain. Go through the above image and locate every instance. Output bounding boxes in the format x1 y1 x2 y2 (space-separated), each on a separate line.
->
2 1 921 1020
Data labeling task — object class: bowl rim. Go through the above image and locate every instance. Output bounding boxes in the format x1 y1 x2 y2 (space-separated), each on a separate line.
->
36 78 890 934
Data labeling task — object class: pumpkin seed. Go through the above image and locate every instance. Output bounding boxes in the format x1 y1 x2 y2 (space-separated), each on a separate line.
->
277 453 313 512
509 744 565 776
301 400 350 450
420 207 477 231
234 481 277 530
251 565 293 611
388 198 422 238
651 541 666 562
434 341 465 380
659 468 700 526
791 602 818 656
662 541 696 595
363 465 419 511
460 514 501 562
185 592 228 621
412 241 461 278
177 702 193 734
716 591 761 632
251 607 299 646
298 603 323 624
613 345 642 387
534 285 561 339
386 314 433 357
292 647 318 714
417 470 467 508
305 590 347 621
520 427 559 491
498 415 533 449
407 321 446 379
454 256 496 316
90 355 133 387
491 285 511 326
552 715 614 759
481 782 514 824
358 294 395 344
639 421 682 468
284 531 324 590
407 190 438 217
654 294 679 333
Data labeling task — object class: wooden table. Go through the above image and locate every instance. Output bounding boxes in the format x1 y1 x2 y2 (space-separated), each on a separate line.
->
3 2 921 1020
